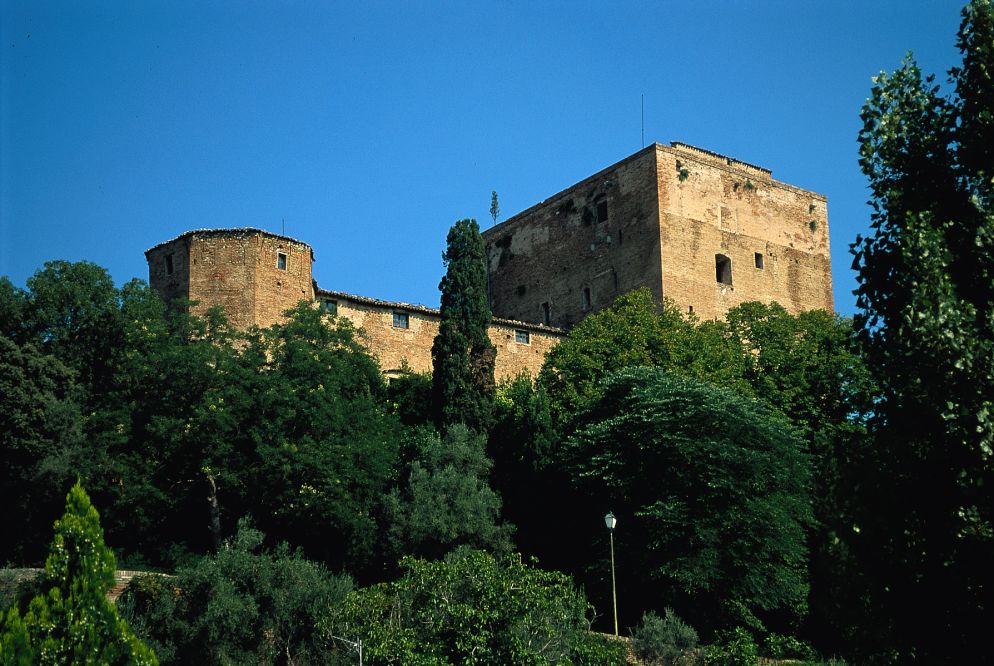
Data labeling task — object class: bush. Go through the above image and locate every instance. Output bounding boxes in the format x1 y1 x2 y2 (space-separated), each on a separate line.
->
762 632 816 661
702 627 759 666
631 608 699 665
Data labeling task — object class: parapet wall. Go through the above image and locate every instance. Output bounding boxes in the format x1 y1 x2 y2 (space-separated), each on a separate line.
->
317 290 562 380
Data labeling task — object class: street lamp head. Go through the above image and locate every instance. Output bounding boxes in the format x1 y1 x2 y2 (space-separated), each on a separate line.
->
604 511 617 531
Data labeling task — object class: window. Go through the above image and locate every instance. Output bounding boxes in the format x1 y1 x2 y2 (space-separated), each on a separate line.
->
277 252 288 271
715 254 732 285
596 198 609 223
582 286 592 311
688 305 694 315
392 311 409 329
515 329 530 344
754 252 764 269
321 300 338 315
541 302 551 325
165 253 174 275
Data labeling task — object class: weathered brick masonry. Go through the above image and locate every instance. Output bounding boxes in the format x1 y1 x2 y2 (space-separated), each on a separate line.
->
146 228 315 330
146 142 833 378
482 142 833 326
316 291 561 379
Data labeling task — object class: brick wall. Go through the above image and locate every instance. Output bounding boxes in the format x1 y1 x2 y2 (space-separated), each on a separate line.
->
146 229 314 329
483 146 664 329
317 290 562 381
483 142 833 326
657 143 833 320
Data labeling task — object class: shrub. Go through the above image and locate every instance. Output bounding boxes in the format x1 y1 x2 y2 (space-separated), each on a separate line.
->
762 632 816 661
631 608 699 665
702 627 759 666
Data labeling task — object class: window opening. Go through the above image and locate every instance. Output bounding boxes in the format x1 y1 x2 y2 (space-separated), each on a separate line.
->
277 252 288 271
715 254 732 285
582 287 592 311
165 253 174 275
321 300 338 315
515 329 530 344
754 252 764 269
541 302 551 325
689 305 694 315
392 312 409 329
596 198 609 223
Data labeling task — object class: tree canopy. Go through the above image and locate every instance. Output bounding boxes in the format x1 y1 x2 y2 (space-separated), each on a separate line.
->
849 0 994 659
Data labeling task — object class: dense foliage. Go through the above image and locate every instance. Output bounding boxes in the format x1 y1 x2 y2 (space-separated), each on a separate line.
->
566 368 812 633
0 483 156 665
119 519 352 665
323 548 627 665
849 0 994 660
431 218 497 432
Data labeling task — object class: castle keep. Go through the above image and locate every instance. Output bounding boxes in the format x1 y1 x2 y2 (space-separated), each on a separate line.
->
483 142 833 327
146 143 834 379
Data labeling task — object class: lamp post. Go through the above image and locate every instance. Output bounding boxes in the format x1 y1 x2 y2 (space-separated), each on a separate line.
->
604 511 618 637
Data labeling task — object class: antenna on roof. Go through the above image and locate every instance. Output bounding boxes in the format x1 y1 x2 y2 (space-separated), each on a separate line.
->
641 93 645 148
282 217 285 236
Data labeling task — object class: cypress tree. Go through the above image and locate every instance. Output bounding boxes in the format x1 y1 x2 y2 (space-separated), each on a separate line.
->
431 218 496 432
0 482 157 665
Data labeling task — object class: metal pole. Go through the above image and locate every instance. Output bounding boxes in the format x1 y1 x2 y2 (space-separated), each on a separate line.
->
610 529 618 636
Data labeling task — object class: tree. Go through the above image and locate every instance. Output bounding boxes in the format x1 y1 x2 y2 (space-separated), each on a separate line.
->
566 368 812 635
323 547 627 665
849 1 994 660
490 191 500 227
118 519 352 665
0 482 157 665
537 289 748 429
724 303 875 650
431 219 497 432
385 425 513 560
0 337 83 564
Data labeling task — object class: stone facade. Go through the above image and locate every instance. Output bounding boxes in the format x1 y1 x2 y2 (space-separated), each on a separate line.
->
145 228 314 330
316 290 562 381
482 142 833 326
145 141 834 378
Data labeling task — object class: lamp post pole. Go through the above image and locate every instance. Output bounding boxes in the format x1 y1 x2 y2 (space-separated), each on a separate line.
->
605 512 619 637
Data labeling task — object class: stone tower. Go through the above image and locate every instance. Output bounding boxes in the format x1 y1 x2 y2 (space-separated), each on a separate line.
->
145 228 314 329
482 142 833 327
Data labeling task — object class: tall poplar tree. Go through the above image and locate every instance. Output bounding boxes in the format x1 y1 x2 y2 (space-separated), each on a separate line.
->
431 218 496 432
849 1 994 660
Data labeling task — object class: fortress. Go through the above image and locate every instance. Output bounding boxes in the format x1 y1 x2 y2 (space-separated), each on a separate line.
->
145 142 834 379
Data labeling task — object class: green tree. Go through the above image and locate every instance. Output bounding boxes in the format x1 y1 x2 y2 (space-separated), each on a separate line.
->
431 219 497 432
385 425 513 560
0 337 83 564
724 302 875 650
323 548 627 665
537 289 748 427
0 482 157 665
849 1 994 659
566 368 812 634
119 519 352 666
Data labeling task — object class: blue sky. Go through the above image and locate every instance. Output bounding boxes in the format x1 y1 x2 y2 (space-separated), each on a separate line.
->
1 1 965 316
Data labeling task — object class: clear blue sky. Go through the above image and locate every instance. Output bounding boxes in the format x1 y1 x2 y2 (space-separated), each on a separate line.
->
1 1 965 316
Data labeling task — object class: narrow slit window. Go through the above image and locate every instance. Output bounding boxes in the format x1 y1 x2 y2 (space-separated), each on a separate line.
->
277 252 288 271
392 311 409 329
596 199 609 223
515 329 530 345
715 254 732 285
165 253 174 275
754 252 764 269
541 302 551 325
582 287 592 311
